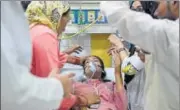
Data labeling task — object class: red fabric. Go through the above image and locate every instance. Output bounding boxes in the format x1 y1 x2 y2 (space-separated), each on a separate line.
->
59 94 78 110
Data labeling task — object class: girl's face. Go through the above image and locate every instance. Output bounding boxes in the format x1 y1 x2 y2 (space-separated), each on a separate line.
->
84 57 103 79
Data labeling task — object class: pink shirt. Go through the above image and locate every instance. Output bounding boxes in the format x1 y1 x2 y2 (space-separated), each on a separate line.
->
30 25 77 110
72 80 128 110
30 25 67 77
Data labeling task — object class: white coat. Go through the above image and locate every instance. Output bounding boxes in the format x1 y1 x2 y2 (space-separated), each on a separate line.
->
100 1 179 110
1 1 64 110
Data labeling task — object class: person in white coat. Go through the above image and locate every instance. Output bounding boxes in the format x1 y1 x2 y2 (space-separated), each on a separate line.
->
100 1 179 110
1 1 74 110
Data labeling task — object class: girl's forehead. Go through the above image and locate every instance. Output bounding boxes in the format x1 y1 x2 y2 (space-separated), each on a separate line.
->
86 56 99 61
85 57 101 65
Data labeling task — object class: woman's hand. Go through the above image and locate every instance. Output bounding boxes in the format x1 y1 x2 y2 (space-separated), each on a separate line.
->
107 46 119 56
108 44 128 62
86 93 100 105
63 44 83 55
108 34 124 48
49 68 75 98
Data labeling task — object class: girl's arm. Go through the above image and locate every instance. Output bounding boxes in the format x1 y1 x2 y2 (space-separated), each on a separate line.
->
112 52 128 110
63 45 83 55
112 51 123 92
59 51 87 66
66 55 81 65
66 55 88 66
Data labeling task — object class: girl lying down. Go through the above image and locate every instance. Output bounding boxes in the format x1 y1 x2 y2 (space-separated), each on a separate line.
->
60 54 127 110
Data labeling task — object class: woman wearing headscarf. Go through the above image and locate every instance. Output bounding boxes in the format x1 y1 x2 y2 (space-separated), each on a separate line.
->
26 1 84 78
26 2 89 109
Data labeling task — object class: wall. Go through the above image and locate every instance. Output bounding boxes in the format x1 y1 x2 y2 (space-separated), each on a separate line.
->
69 1 100 9
91 34 111 67
65 1 116 33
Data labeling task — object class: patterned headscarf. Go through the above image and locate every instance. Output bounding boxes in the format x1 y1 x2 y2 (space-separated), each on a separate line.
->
26 1 70 33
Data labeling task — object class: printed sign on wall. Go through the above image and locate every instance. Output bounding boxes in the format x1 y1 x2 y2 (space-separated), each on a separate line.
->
78 10 86 25
69 10 78 24
69 10 76 24
87 10 96 23
70 9 108 24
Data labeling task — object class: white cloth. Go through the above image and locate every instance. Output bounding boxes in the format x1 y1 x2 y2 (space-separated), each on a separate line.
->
1 1 64 110
100 1 179 110
129 55 144 71
122 56 146 110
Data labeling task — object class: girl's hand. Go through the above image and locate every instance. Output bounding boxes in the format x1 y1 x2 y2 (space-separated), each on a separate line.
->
107 46 119 56
63 44 83 55
108 34 124 48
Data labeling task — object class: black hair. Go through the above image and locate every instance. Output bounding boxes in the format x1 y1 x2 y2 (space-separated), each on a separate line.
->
21 1 31 12
82 55 111 82
130 1 158 19
129 44 136 57
62 8 71 16
140 1 159 19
